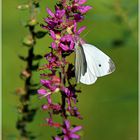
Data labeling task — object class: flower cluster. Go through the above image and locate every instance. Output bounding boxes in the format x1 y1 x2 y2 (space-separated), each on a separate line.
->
38 0 92 139
41 0 91 52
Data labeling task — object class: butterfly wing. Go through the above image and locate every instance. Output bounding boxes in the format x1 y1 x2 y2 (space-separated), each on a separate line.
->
80 66 97 85
81 44 115 78
75 45 87 83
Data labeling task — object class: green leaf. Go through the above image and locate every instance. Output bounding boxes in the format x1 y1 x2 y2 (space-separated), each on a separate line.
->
26 109 37 122
29 83 40 87
35 31 48 39
33 1 40 8
31 63 39 71
28 89 38 95
33 55 43 60
18 55 27 61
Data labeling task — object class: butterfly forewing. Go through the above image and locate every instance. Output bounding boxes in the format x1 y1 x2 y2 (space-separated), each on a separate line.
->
82 44 115 77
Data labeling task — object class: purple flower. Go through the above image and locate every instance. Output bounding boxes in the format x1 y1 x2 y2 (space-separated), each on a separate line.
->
59 35 75 51
44 8 66 30
72 0 92 15
40 78 60 92
68 106 83 119
55 9 65 19
62 86 77 105
62 120 82 140
45 52 58 63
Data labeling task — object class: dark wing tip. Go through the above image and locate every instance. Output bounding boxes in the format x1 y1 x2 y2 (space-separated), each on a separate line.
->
108 59 116 73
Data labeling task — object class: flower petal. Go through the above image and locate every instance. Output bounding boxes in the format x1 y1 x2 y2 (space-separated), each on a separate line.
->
77 26 86 34
64 120 70 129
70 133 80 139
37 89 47 95
62 128 67 134
71 126 82 133
78 0 87 5
56 9 65 18
54 136 61 140
59 43 69 51
50 30 56 40
73 22 77 33
51 42 57 49
40 79 51 85
70 41 74 50
42 104 49 110
64 136 69 140
78 6 92 14
46 8 55 17
47 95 52 104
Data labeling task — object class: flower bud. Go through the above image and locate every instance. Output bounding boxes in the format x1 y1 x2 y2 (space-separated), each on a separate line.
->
28 18 38 26
23 35 34 46
17 4 29 10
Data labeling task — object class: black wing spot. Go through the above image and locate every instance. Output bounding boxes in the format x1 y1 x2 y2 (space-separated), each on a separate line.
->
99 64 101 67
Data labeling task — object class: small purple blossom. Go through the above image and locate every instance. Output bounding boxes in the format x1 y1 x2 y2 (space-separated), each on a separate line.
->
59 35 75 51
45 52 58 63
44 8 66 30
62 120 82 140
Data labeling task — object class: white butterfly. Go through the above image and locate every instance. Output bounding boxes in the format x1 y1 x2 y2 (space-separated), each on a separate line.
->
75 43 115 85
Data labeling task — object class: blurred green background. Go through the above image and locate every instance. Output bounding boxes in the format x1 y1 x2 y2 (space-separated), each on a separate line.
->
2 0 138 140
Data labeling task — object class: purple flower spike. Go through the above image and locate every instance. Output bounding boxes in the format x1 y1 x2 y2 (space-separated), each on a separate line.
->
39 0 92 139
